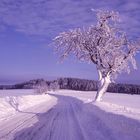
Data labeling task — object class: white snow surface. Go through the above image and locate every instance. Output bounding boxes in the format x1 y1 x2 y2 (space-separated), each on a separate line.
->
0 89 54 121
0 89 140 140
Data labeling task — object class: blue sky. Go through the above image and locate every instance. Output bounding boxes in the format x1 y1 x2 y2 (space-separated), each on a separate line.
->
0 0 140 84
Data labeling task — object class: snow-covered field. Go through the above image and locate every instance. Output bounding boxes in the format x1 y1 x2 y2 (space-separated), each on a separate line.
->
0 89 140 140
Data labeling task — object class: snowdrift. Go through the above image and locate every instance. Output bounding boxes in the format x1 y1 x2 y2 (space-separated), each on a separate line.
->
0 89 52 121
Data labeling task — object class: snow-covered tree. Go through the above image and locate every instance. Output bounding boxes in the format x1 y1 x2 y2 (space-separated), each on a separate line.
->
49 81 60 91
34 80 48 94
53 10 140 101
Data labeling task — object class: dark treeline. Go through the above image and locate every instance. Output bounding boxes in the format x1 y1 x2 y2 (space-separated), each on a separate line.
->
58 78 140 95
0 79 58 90
0 78 140 95
58 78 98 91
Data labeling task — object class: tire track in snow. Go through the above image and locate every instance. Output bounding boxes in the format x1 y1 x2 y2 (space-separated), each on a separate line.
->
0 114 37 139
13 95 87 140
14 109 60 140
0 97 57 140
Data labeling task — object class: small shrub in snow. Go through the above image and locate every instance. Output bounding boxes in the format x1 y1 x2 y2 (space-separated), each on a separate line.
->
34 81 48 94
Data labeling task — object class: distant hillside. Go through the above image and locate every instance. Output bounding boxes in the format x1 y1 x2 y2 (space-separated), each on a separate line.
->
0 78 140 95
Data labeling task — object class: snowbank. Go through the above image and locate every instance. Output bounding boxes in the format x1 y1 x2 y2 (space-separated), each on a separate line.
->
0 89 52 121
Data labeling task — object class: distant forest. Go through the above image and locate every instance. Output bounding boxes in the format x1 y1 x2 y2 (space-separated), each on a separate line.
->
0 77 140 95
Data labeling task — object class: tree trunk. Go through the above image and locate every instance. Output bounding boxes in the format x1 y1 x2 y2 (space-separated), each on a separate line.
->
95 71 110 102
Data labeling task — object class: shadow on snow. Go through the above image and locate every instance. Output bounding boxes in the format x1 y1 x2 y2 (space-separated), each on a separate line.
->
13 94 140 140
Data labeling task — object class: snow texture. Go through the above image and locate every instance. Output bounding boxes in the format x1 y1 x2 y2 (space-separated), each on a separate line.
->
0 89 140 140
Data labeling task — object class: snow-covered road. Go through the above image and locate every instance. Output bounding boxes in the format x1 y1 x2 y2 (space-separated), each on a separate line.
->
0 92 140 140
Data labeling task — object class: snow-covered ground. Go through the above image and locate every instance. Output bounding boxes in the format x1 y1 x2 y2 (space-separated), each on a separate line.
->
55 90 140 120
0 89 140 140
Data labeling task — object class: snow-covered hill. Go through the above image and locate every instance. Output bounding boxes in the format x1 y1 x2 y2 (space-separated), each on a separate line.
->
0 89 140 140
